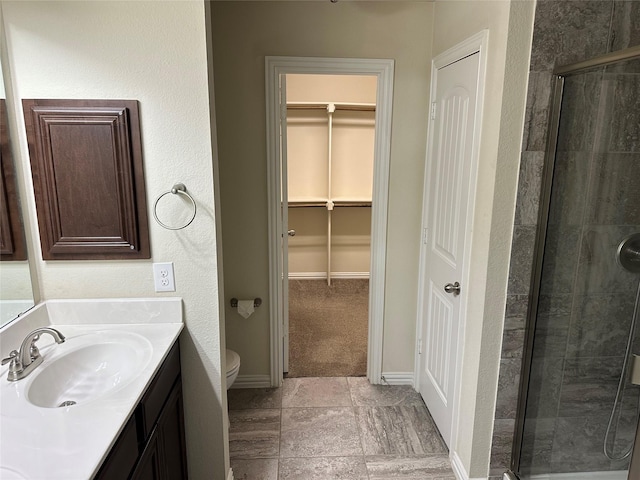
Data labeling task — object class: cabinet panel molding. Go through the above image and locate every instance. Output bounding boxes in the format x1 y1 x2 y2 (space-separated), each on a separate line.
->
23 99 150 260
1 99 27 261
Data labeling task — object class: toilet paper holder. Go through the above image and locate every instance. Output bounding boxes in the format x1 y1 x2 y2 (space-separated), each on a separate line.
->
230 298 262 308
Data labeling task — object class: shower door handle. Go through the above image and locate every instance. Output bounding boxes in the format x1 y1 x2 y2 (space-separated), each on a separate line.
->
444 282 461 296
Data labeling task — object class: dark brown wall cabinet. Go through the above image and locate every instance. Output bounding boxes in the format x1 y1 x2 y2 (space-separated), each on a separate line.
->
95 342 188 480
23 99 150 260
1 99 27 261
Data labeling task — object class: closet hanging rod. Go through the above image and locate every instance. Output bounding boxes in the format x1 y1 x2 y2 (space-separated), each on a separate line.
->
288 200 372 208
286 102 376 112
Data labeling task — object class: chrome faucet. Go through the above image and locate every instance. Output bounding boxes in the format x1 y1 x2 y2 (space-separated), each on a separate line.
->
1 327 66 381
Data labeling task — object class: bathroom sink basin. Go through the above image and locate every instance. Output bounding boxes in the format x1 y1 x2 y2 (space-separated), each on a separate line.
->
0 467 27 479
25 332 152 408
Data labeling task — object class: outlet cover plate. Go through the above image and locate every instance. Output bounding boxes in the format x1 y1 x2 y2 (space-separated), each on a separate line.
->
153 262 176 292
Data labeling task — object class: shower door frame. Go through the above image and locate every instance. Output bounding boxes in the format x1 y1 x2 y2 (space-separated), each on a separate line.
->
510 44 640 478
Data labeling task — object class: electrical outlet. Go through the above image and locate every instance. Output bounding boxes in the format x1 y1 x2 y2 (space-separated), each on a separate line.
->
153 262 176 292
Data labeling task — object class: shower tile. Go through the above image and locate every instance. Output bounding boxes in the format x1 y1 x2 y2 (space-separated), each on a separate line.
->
530 0 612 72
282 377 352 408
546 152 589 227
566 294 634 358
526 356 564 419
365 454 455 479
532 317 569 359
230 458 279 480
587 153 640 225
505 294 530 327
558 356 623 417
507 226 537 295
522 72 553 152
539 225 581 296
228 387 283 410
576 226 640 295
228 409 281 459
279 457 368 480
538 294 573 318
348 377 424 407
494 357 522 419
355 405 447 455
519 418 556 475
280 407 362 457
489 419 515 473
514 151 545 226
608 73 640 153
501 328 526 359
551 416 613 473
610 1 640 52
556 72 604 152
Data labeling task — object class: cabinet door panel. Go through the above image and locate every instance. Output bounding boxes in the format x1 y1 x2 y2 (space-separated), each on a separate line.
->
158 383 188 480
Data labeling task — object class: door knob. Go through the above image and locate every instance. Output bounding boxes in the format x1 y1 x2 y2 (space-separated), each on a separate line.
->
287 230 296 237
444 282 461 296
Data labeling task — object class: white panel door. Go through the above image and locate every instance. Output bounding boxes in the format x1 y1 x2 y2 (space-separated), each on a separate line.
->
419 52 480 447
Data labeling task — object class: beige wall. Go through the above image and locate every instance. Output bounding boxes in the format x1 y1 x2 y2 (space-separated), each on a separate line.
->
212 1 434 378
431 0 535 476
1 2 228 478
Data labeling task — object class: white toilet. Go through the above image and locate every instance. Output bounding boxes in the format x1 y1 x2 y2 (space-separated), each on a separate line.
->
226 349 241 389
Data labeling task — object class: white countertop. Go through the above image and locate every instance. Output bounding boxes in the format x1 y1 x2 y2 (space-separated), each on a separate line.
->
0 299 183 480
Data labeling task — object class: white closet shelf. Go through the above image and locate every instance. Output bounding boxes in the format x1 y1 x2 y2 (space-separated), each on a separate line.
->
287 101 376 112
288 199 372 208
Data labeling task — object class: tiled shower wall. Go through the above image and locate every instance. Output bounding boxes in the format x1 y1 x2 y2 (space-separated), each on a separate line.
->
490 0 640 476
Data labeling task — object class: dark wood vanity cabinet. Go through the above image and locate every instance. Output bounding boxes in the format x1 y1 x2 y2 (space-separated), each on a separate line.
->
94 342 188 480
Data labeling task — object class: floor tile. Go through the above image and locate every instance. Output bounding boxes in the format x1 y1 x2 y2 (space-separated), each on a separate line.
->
228 387 283 410
356 406 447 455
229 409 281 458
282 377 352 408
280 407 363 457
279 457 368 479
365 454 456 479
348 377 425 407
230 458 278 480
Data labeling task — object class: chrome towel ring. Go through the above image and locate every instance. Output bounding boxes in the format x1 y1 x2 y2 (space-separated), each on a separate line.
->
153 183 197 230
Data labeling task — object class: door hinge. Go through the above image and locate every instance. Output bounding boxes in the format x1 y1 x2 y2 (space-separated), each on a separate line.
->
423 228 428 245
418 338 423 355
430 102 437 120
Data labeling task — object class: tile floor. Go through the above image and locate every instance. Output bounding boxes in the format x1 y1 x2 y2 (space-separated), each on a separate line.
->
227 377 457 479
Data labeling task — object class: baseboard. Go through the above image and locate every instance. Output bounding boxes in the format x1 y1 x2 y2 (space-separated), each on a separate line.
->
380 372 414 386
528 471 627 479
288 272 370 280
227 468 234 480
231 374 271 389
450 451 486 480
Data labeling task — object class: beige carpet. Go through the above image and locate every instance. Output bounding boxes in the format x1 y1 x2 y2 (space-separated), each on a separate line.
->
287 279 369 377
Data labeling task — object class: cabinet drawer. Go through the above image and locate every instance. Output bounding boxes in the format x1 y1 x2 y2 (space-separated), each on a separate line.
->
138 342 181 439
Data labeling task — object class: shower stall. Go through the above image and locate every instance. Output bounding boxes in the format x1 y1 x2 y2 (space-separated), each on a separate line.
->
512 46 640 479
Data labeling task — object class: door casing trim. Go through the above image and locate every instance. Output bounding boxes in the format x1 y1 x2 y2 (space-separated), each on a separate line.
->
265 56 394 386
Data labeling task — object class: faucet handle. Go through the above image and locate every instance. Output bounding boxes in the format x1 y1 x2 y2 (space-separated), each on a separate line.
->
1 350 18 365
2 350 23 377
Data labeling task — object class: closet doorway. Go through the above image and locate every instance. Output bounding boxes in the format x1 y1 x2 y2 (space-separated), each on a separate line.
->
266 57 394 386
285 74 376 377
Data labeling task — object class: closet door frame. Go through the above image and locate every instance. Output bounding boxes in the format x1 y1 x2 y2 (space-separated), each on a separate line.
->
265 56 394 386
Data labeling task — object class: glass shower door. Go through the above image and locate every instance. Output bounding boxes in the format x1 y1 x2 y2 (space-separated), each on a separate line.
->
517 53 640 479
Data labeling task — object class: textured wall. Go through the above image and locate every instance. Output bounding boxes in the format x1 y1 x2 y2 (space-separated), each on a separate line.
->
491 0 640 476
1 2 228 478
